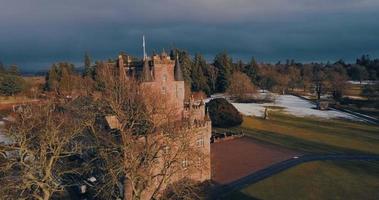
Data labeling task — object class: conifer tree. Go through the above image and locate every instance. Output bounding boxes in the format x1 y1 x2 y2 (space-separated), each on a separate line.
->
0 74 25 96
45 64 59 92
214 52 232 92
243 57 259 84
191 54 210 94
83 52 93 78
235 60 245 72
59 66 73 93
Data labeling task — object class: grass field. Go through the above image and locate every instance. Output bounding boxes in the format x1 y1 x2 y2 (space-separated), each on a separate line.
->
220 111 379 199
226 160 379 200
227 111 379 155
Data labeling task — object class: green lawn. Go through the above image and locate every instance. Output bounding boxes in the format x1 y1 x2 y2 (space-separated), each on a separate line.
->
226 160 379 200
226 112 379 154
220 112 379 199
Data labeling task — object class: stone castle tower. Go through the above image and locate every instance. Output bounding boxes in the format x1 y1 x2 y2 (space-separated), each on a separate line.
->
107 50 212 198
116 51 208 123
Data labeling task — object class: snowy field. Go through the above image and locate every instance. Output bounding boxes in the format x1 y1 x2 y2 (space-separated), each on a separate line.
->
208 93 363 121
0 120 11 144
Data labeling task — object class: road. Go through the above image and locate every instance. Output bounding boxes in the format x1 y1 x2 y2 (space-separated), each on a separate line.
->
211 154 379 199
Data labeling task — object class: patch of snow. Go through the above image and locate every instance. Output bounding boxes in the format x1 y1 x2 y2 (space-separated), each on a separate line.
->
0 120 12 144
348 80 377 85
232 103 266 117
207 93 363 121
80 185 87 193
345 95 366 100
88 177 97 182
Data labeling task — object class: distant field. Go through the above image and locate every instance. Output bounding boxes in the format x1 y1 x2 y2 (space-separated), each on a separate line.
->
23 76 45 84
344 83 363 97
0 96 37 110
228 112 379 155
0 96 32 104
226 160 379 200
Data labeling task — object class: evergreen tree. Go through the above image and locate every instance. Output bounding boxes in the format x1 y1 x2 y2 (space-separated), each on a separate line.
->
191 54 210 94
203 64 218 95
243 57 259 84
83 52 93 78
235 60 245 72
59 66 73 93
0 74 25 96
349 64 369 83
214 52 232 92
45 64 59 92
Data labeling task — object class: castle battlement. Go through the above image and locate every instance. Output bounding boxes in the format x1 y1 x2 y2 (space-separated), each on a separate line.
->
184 103 204 110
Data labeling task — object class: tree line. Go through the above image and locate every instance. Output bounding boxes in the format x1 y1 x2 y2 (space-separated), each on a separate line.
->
42 51 379 103
169 50 379 102
3 50 377 102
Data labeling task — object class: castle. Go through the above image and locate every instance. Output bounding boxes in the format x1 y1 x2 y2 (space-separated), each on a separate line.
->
105 50 212 198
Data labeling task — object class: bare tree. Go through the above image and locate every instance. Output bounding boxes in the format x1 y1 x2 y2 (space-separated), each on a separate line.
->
274 72 290 94
312 65 330 109
0 102 87 200
227 72 256 102
327 69 348 101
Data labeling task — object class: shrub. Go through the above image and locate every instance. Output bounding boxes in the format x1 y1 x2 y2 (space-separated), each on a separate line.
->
206 98 243 128
0 74 25 96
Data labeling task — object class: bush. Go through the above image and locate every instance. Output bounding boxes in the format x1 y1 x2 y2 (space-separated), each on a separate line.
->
206 98 243 128
0 74 25 96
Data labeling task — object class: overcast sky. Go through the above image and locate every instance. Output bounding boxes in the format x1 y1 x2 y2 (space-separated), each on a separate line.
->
1 0 379 71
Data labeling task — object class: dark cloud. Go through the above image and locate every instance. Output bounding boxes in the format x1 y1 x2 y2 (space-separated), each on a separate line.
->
0 0 378 71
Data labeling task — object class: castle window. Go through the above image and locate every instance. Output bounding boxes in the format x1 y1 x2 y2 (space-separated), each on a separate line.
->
163 74 167 82
196 137 205 147
182 159 189 169
197 157 202 167
163 146 170 154
162 86 166 94
176 85 182 98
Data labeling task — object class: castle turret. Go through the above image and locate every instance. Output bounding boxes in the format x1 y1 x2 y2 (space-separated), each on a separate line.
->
142 59 153 82
174 56 184 81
